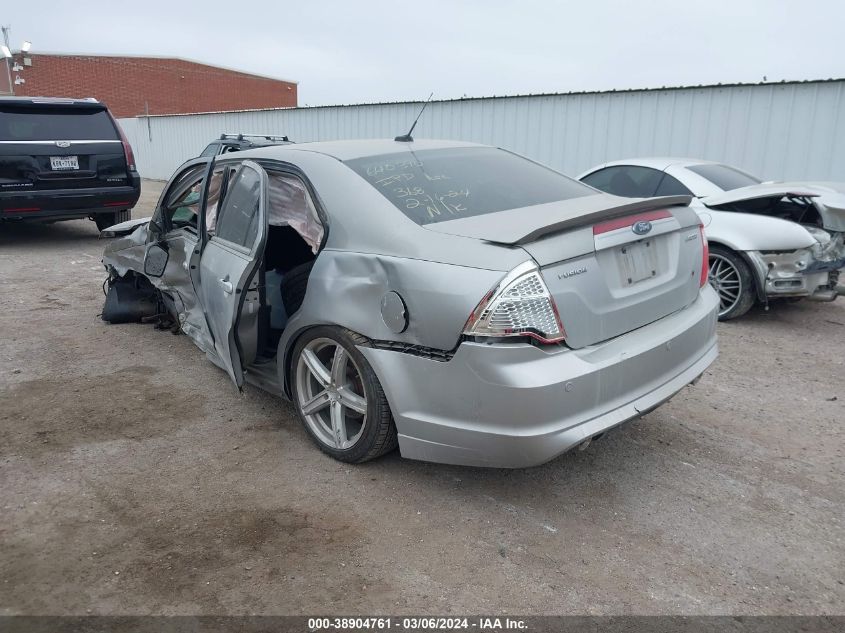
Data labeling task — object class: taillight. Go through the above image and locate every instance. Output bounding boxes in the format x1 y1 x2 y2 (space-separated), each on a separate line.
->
107 111 136 171
699 223 709 287
463 261 566 344
121 137 136 172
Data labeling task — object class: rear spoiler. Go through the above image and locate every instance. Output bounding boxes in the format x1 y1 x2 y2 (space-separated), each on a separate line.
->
426 194 692 245
1 98 106 111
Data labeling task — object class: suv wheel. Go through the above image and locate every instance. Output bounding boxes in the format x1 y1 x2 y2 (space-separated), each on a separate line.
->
95 209 131 232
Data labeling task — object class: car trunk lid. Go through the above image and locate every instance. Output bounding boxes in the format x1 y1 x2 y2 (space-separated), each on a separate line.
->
536 207 704 348
424 193 692 249
429 193 703 348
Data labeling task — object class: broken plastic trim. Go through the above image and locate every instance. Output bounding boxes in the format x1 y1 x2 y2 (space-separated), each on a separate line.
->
369 339 456 362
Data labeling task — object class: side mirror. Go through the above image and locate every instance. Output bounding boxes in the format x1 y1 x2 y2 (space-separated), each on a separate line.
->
144 243 169 278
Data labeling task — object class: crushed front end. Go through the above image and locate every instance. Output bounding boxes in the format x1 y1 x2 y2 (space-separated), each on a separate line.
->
748 228 845 301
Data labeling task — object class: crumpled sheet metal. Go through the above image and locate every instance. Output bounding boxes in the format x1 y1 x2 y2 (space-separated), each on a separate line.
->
805 226 845 263
101 223 149 277
102 223 215 354
275 249 505 390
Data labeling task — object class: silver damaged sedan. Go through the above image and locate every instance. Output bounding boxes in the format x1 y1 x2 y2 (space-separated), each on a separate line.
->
101 139 719 467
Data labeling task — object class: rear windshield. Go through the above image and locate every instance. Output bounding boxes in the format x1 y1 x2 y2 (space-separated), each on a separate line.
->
345 147 593 225
687 163 761 191
0 105 119 141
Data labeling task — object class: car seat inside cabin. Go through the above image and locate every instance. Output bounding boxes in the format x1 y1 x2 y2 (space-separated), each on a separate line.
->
202 166 323 361
260 171 324 356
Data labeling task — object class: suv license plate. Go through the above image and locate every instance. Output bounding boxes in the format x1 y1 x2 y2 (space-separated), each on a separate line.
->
50 156 79 170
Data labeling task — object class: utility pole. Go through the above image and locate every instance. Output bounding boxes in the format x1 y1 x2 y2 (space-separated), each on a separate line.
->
1 25 13 95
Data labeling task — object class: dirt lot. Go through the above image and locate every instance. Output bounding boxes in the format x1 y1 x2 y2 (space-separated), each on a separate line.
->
1 179 843 615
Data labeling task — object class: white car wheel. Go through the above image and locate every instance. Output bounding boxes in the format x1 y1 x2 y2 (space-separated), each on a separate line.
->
708 246 755 320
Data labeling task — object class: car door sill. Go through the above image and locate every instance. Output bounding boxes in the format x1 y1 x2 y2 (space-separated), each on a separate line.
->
243 360 284 397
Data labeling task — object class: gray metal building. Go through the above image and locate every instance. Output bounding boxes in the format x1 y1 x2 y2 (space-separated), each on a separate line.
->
118 78 844 182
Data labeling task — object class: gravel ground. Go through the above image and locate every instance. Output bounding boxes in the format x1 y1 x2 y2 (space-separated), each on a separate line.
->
1 179 843 615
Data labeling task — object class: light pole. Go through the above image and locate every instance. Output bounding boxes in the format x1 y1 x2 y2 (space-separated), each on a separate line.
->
1 25 12 96
1 26 31 96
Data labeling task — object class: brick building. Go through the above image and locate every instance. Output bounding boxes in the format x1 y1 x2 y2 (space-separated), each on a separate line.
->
3 53 297 117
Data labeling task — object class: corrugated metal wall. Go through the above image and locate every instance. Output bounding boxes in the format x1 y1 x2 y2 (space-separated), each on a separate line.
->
119 79 844 182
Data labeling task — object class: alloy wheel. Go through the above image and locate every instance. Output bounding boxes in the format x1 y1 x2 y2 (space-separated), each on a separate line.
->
295 338 368 450
708 253 743 318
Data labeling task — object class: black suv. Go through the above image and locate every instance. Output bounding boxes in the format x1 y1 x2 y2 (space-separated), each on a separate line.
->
198 133 292 157
0 96 141 231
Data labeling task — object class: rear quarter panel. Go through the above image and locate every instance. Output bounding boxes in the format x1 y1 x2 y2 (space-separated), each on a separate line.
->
278 250 506 355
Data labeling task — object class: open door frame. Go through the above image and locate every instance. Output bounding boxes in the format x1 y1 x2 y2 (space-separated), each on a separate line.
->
196 159 269 389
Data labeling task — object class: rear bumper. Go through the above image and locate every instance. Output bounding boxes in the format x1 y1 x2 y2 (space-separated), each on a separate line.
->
0 176 140 221
360 286 719 468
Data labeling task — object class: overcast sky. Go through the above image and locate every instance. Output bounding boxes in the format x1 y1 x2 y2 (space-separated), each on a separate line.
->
6 0 845 106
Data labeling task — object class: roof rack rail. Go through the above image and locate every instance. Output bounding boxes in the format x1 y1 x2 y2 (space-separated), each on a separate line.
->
219 132 291 142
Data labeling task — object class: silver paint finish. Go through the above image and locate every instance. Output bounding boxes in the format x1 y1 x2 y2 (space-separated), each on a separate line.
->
425 194 691 246
100 216 150 237
197 160 269 388
296 338 368 450
275 249 506 357
380 291 408 334
104 139 720 467
524 205 703 349
360 287 719 468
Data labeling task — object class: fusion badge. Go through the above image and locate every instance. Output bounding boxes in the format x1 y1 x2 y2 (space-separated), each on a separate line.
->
559 266 587 279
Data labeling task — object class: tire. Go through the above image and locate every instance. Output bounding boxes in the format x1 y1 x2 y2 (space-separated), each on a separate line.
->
280 261 314 316
95 209 131 232
290 326 397 463
708 245 756 321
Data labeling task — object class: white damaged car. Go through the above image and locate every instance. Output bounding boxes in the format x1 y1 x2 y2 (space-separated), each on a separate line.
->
579 158 845 319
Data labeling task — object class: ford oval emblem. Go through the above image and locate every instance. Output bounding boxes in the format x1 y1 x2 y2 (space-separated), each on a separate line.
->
56 141 71 148
632 220 652 235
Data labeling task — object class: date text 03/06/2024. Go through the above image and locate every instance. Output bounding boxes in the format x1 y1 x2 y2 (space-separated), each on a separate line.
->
307 616 528 630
